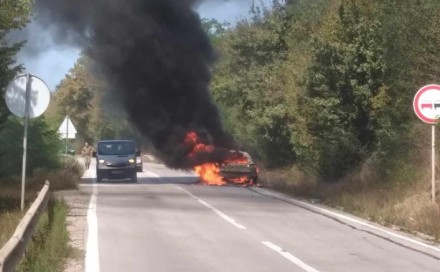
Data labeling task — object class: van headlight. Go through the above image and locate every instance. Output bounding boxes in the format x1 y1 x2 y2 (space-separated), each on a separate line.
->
98 159 105 164
128 159 135 164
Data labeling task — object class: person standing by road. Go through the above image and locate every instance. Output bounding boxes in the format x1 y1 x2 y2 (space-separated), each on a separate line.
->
81 142 94 170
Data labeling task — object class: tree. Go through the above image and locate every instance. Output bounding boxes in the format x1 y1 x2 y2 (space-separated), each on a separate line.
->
201 18 228 40
301 1 392 179
53 55 97 142
0 116 62 177
0 0 33 127
210 2 295 167
52 54 144 146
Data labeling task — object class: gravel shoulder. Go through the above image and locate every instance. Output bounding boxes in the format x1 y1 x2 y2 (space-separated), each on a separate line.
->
54 189 90 272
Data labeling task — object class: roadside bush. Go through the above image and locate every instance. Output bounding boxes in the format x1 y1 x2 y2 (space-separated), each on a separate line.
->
259 166 318 197
0 117 62 178
29 156 84 190
60 155 85 179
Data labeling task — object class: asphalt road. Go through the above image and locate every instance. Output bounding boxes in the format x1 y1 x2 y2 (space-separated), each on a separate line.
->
80 160 440 272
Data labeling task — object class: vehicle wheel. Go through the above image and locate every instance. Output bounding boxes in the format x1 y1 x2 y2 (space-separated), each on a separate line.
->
250 177 258 185
131 171 137 183
96 170 102 183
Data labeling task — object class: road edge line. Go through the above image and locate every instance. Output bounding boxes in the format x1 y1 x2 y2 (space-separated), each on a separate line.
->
253 187 440 254
85 170 100 272
262 241 320 272
176 185 247 230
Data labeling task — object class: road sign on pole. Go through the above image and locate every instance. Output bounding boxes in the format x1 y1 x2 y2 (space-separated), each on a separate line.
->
413 84 440 124
58 116 77 139
413 84 440 204
58 116 77 154
5 74 51 210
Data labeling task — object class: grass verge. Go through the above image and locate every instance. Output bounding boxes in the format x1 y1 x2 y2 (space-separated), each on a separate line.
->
0 187 37 248
0 209 24 248
0 155 84 268
259 161 440 241
16 199 71 272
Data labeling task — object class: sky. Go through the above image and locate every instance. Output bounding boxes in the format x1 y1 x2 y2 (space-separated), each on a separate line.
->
12 0 272 91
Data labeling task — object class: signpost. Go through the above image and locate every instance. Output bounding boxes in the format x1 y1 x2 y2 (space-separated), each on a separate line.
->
413 84 440 203
58 116 77 154
5 74 51 210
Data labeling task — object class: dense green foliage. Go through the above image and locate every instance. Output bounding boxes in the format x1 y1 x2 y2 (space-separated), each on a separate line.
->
211 2 295 167
303 2 393 179
0 0 33 127
210 0 440 181
0 117 62 177
0 0 65 179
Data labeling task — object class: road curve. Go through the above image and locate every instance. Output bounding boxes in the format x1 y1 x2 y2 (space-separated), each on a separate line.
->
79 160 440 272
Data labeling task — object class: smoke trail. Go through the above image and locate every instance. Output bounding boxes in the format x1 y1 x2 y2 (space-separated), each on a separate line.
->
34 0 236 168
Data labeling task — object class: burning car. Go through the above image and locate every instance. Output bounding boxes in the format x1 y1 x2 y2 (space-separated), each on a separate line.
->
219 151 258 185
184 131 259 185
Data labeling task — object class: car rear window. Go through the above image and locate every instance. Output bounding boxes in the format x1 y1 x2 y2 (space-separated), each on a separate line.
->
227 151 253 164
98 141 136 155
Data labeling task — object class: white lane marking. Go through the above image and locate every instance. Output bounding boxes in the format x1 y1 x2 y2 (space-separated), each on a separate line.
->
262 241 320 272
85 168 100 272
258 188 440 254
176 186 247 230
80 184 149 188
145 170 161 178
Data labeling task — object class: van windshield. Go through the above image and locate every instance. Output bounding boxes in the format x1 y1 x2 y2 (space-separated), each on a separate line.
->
98 141 136 155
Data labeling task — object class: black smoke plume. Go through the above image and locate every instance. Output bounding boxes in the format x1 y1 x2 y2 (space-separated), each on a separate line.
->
34 0 236 168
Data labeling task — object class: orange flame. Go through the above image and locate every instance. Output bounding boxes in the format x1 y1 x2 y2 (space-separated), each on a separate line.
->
229 177 249 184
194 163 226 186
185 132 214 155
226 156 248 165
185 132 224 185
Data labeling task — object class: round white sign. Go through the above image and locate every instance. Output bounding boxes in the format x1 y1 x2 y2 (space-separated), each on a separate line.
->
5 74 51 118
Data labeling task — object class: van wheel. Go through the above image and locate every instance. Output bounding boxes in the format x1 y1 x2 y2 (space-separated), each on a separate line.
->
131 172 137 183
96 171 103 183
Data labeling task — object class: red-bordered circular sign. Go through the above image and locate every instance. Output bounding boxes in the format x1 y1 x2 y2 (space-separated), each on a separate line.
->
413 84 440 124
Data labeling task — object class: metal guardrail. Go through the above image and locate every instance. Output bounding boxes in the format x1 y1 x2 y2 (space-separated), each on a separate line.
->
0 181 51 272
